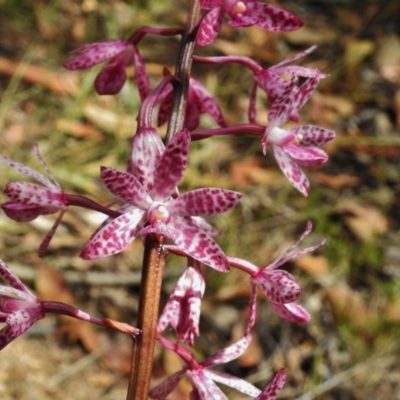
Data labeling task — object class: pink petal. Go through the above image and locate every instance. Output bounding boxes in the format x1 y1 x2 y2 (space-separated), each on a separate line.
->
196 7 224 46
80 209 145 259
255 368 286 400
252 270 301 303
0 259 34 296
190 217 221 237
149 369 187 399
185 101 201 131
2 153 58 189
271 302 310 324
203 334 251 367
289 71 321 117
100 167 152 209
156 87 173 127
143 217 229 272
94 63 127 95
4 182 66 208
64 40 129 70
288 125 335 146
230 3 303 32
248 81 258 123
2 202 51 222
283 144 328 167
267 221 326 270
247 284 257 333
272 145 310 196
153 129 190 201
190 78 226 127
38 210 66 257
188 370 228 400
167 188 242 216
255 70 288 106
206 370 261 397
266 75 299 129
199 0 222 9
273 46 318 68
157 266 205 346
132 46 150 100
128 127 165 195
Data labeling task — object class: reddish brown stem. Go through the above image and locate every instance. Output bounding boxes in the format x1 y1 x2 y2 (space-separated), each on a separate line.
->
126 3 201 398
126 235 167 400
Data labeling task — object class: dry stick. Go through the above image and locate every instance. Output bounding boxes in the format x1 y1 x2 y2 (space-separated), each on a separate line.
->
126 1 201 399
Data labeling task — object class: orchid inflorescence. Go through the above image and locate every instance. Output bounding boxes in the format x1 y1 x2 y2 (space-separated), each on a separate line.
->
1 1 335 398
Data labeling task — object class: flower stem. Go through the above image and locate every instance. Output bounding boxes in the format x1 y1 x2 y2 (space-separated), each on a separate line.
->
126 2 201 399
126 235 167 400
165 0 201 144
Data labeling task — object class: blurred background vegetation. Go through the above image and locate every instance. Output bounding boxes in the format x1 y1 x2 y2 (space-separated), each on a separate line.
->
1 0 400 399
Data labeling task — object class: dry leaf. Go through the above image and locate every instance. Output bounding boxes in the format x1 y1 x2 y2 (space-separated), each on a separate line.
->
337 201 388 242
0 56 78 95
295 254 330 277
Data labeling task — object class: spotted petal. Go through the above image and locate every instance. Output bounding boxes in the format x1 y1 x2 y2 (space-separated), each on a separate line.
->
283 144 328 167
206 370 261 398
64 40 129 70
255 369 286 400
203 334 251 367
80 208 145 259
272 145 310 196
153 129 190 201
252 269 301 304
270 302 310 324
288 125 335 147
4 182 66 208
142 217 229 272
230 3 303 32
166 188 242 216
128 127 165 194
100 167 152 209
196 7 224 46
149 369 187 399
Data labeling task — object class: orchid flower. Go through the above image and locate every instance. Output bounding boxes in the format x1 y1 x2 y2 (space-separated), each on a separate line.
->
150 334 285 400
157 263 205 346
251 45 328 123
228 222 324 323
64 40 149 97
1 145 68 256
157 77 226 130
0 258 44 350
262 71 335 196
81 128 242 271
197 0 303 46
252 221 324 322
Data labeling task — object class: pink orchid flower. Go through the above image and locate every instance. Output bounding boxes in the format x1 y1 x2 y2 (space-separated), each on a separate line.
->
252 221 324 323
81 128 242 271
157 263 205 346
197 0 303 46
150 334 286 400
2 145 68 256
262 71 335 196
64 40 149 97
0 258 45 350
250 45 328 123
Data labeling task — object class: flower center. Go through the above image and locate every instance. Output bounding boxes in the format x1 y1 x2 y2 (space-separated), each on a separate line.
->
233 1 247 14
148 202 171 223
268 126 297 146
225 0 247 16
